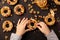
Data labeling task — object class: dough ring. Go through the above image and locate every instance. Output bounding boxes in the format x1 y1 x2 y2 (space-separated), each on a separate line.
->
7 0 18 5
14 4 25 15
27 18 37 30
1 6 11 17
54 0 60 5
2 20 13 32
44 14 55 26
33 0 47 8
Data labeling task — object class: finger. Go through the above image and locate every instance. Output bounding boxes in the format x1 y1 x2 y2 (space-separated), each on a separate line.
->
21 17 25 23
24 20 29 28
17 19 21 25
39 22 47 27
25 29 31 33
36 23 42 28
37 22 45 28
23 18 28 24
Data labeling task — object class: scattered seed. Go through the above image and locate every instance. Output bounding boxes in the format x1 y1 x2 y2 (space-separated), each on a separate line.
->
39 15 42 18
28 4 33 10
24 0 27 3
29 10 33 13
28 6 33 10
5 35 8 40
43 16 45 18
31 9 34 11
33 11 36 14
34 15 37 18
29 9 34 13
32 2 35 4
37 11 40 14
28 4 31 7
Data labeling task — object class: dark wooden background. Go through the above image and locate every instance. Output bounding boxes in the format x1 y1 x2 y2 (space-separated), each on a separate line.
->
0 0 60 40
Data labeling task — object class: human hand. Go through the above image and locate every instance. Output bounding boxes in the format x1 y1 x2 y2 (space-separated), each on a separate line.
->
16 18 31 36
36 22 50 36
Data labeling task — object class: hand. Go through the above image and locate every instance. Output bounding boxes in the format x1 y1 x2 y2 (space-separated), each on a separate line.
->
16 18 31 36
36 22 50 36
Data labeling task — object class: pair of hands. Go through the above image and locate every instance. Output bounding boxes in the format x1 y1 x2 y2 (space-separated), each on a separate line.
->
16 18 50 36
